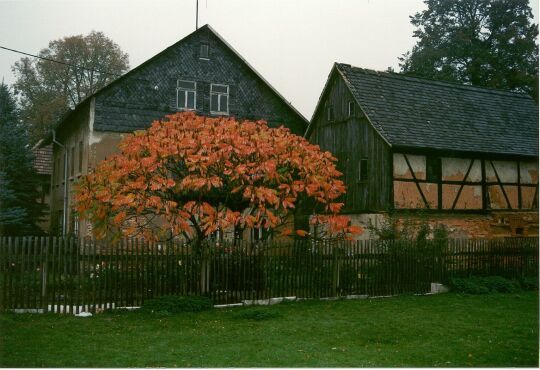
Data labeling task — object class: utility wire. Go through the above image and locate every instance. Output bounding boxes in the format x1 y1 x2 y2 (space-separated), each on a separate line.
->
0 45 159 87
0 45 125 78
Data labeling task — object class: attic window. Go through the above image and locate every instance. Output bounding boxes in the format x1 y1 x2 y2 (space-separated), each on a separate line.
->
199 43 209 59
177 80 196 110
348 101 355 117
327 105 334 122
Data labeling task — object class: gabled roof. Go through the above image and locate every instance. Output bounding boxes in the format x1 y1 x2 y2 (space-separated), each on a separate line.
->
310 63 539 158
48 24 307 139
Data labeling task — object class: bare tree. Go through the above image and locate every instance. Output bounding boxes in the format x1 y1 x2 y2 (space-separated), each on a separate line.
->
13 31 130 142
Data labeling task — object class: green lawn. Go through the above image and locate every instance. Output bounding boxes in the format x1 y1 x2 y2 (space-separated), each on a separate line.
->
0 292 538 367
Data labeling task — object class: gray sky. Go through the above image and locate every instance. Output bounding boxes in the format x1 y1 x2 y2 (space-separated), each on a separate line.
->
1 0 538 119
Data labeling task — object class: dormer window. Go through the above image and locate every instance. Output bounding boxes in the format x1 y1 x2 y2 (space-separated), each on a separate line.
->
177 80 196 110
199 43 209 59
210 84 229 114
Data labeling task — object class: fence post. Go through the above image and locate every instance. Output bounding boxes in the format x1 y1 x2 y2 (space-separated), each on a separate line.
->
41 237 49 313
200 245 210 295
331 246 341 297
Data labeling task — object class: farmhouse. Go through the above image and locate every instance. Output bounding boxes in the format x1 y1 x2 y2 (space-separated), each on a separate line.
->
307 63 539 239
45 24 308 238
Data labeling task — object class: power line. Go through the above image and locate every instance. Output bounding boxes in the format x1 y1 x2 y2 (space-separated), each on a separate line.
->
0 45 125 78
0 44 166 90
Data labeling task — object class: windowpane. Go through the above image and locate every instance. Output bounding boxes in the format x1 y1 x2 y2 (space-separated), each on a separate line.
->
177 90 186 108
78 141 83 173
70 147 75 176
210 94 219 112
359 159 368 182
187 91 195 109
348 101 354 117
200 43 209 58
178 80 195 89
327 106 334 121
211 84 228 94
219 94 228 112
61 153 65 182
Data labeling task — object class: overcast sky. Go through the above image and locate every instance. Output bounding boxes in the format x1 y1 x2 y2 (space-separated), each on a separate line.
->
1 0 538 119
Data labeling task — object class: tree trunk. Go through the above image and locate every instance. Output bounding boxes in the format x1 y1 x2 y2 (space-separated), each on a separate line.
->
196 239 210 295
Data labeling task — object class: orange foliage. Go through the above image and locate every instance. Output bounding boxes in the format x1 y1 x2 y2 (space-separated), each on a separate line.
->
74 112 360 241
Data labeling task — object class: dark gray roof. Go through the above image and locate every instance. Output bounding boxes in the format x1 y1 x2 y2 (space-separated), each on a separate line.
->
336 63 539 157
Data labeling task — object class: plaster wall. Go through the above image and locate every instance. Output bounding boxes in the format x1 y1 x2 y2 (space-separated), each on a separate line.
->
393 153 537 211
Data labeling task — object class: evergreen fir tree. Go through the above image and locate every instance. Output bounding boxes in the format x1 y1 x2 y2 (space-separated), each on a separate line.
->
0 82 46 235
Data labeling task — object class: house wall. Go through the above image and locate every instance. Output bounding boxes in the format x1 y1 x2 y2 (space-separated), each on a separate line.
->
50 103 91 236
392 152 538 211
308 71 392 212
50 27 307 239
392 211 538 239
390 151 538 238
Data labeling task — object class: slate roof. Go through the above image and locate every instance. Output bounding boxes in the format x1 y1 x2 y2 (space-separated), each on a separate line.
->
333 63 539 157
46 24 307 141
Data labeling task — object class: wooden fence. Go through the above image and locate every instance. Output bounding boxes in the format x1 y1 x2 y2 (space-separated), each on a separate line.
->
0 236 537 313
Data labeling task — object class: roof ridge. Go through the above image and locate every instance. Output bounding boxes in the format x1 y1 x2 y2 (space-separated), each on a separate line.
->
336 63 533 100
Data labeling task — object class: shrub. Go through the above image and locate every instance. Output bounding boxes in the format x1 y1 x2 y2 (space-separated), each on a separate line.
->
481 276 521 293
141 295 213 314
449 276 523 294
518 276 539 291
232 307 282 321
449 277 490 294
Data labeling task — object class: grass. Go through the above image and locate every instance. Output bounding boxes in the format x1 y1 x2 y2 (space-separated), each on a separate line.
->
0 292 537 367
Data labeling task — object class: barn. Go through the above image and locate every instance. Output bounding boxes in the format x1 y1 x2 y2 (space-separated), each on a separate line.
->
307 63 539 238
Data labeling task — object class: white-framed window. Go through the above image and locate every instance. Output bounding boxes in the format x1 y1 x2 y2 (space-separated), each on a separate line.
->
72 213 79 235
252 226 271 242
348 101 355 117
210 84 229 114
177 80 196 110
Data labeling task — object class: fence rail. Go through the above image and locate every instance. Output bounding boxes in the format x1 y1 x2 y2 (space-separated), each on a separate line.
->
0 236 537 313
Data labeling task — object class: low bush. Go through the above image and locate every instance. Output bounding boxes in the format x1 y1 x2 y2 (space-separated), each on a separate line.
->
481 276 521 293
517 276 539 291
232 307 282 321
449 277 490 294
449 276 523 294
141 295 213 314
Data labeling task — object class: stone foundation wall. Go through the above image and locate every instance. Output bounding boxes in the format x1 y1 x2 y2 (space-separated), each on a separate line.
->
342 211 538 240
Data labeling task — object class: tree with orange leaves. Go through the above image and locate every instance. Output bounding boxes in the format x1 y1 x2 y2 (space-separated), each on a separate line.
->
74 112 361 246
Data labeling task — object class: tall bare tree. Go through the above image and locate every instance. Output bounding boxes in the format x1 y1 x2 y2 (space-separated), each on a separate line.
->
13 31 130 142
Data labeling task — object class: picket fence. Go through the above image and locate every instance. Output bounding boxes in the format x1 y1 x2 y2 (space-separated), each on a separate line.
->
0 236 537 313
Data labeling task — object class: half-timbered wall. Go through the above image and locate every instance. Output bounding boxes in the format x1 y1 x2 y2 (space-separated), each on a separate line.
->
309 71 392 212
393 153 539 211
